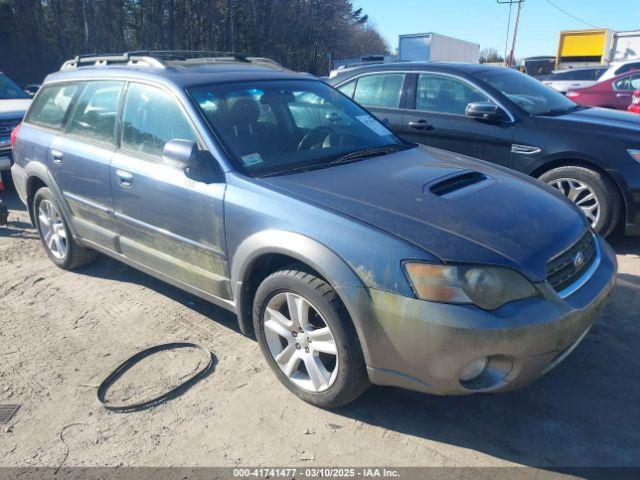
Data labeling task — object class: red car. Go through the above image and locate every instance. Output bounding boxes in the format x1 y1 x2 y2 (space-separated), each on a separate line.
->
566 71 640 110
629 89 640 113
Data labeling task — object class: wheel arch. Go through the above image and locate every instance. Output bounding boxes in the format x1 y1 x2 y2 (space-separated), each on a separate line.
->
24 163 79 238
529 156 627 226
231 230 366 339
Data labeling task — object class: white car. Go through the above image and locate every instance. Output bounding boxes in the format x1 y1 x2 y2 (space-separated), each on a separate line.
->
542 67 608 94
0 72 31 183
598 60 640 82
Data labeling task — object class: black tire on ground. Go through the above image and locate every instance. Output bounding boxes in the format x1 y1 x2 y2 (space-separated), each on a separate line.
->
539 166 621 236
33 187 96 269
253 267 370 408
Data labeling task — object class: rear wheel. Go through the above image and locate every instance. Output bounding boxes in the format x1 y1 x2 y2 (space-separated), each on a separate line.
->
33 187 96 269
253 268 369 408
539 166 621 236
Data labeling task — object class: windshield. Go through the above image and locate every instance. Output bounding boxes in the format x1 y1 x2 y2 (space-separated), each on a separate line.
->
0 74 28 100
477 68 578 115
189 80 410 176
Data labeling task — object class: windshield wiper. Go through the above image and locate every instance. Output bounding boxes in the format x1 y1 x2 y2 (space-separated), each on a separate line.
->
329 144 413 165
260 144 414 178
537 105 584 116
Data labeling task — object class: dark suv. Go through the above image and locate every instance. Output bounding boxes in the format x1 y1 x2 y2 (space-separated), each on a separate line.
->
330 62 640 236
11 52 615 408
0 71 31 184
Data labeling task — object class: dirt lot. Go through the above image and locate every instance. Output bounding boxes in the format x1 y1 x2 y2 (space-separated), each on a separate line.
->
1 188 639 470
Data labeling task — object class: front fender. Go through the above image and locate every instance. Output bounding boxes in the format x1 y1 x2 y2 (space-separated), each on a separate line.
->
231 229 379 363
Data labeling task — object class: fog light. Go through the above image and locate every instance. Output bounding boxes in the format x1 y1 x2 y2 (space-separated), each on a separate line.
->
459 357 488 382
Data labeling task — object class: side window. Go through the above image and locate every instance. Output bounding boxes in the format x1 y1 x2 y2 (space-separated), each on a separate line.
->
416 74 488 115
614 76 632 91
353 73 405 108
631 75 640 91
121 83 197 158
337 79 356 98
67 81 124 145
25 83 81 130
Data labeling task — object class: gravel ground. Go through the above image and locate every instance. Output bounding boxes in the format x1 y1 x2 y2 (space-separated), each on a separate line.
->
1 188 639 470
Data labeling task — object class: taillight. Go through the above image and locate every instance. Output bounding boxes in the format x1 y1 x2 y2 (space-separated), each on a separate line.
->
10 124 21 147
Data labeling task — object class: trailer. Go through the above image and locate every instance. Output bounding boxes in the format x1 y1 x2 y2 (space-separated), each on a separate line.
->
398 33 480 64
611 30 640 62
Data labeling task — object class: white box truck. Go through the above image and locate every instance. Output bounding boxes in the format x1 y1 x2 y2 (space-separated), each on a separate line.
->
398 33 480 64
611 30 640 62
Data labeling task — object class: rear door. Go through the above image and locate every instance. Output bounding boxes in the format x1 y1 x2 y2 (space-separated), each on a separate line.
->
612 74 640 109
336 72 408 134
110 82 230 300
48 81 124 248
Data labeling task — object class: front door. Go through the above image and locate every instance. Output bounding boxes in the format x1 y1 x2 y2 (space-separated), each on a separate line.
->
402 73 514 167
110 82 230 300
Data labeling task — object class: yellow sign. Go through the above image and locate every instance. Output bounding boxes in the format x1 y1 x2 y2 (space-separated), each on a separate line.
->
559 30 608 58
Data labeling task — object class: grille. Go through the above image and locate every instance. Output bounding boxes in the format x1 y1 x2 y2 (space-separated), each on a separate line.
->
546 231 597 292
0 117 21 139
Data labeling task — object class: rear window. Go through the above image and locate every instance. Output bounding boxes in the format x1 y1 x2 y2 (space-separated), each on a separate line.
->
25 83 81 130
67 81 124 145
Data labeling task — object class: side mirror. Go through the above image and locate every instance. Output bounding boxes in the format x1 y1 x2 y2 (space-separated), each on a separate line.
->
465 101 509 123
163 139 199 170
162 139 219 183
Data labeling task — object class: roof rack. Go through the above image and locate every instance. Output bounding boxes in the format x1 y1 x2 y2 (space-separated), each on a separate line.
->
60 50 251 71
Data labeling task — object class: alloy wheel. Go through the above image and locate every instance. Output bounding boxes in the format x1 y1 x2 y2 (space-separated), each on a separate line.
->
548 177 600 228
263 292 338 392
38 199 68 259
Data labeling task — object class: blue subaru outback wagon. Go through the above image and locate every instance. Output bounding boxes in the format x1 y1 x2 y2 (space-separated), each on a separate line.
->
11 52 616 408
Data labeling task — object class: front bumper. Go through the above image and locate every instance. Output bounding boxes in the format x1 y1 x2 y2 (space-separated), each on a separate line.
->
342 236 617 395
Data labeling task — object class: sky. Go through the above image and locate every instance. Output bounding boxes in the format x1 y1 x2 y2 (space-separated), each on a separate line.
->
354 0 639 59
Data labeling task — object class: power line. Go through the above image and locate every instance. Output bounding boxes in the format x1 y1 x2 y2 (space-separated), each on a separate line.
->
542 0 601 29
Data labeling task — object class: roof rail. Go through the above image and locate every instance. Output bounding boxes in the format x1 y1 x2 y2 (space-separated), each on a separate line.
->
60 50 251 71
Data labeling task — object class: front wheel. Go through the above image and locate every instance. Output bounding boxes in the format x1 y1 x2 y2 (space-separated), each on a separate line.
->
253 268 369 408
539 166 621 236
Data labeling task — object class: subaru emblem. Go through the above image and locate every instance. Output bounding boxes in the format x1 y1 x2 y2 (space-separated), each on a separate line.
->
573 251 585 269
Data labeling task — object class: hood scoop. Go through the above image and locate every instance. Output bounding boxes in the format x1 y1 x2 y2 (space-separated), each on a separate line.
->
426 170 496 199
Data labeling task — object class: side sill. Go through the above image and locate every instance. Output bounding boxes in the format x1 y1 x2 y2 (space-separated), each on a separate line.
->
79 238 238 315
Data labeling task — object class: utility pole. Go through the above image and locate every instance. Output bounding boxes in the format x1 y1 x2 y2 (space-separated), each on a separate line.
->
498 0 525 67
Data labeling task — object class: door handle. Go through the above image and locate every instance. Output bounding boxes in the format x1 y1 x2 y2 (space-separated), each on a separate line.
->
408 119 434 131
616 93 631 97
116 169 133 187
51 150 63 164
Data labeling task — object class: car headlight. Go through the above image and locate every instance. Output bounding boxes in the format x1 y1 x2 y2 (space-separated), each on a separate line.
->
403 262 538 310
628 149 640 163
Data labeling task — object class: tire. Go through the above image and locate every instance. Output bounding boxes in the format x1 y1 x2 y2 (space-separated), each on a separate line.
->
33 187 96 269
253 267 369 408
539 166 621 236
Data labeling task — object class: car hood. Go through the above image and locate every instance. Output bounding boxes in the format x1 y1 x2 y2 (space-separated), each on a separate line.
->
0 99 31 118
260 146 587 282
552 106 640 131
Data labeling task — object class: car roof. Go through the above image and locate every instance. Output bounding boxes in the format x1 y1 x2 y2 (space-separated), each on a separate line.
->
329 62 502 83
43 55 311 89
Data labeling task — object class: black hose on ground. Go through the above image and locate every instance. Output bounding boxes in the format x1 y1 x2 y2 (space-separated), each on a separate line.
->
96 342 215 412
